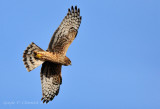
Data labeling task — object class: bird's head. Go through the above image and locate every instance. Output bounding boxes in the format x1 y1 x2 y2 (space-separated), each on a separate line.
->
64 56 72 66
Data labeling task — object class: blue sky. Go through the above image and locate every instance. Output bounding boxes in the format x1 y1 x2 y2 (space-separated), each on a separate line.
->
0 0 160 109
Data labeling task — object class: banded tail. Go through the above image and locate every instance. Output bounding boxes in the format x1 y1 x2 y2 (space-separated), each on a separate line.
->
23 42 44 72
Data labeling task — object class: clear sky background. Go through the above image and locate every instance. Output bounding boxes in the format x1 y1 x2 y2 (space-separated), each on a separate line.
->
0 0 160 109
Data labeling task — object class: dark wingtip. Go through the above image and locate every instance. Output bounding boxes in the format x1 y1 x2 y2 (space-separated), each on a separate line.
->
43 100 46 103
80 16 82 20
71 6 74 10
41 97 44 101
75 6 77 10
71 6 74 13
46 100 49 104
68 8 71 12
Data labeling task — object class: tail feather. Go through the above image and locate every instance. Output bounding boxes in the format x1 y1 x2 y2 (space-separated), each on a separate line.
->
23 42 44 72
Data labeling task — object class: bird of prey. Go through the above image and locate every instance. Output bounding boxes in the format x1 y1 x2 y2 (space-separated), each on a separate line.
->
23 6 82 103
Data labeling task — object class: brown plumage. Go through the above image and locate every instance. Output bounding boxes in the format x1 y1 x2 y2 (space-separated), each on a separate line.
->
23 6 81 103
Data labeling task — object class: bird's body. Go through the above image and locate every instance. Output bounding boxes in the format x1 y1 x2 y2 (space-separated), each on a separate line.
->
34 50 71 65
23 6 81 103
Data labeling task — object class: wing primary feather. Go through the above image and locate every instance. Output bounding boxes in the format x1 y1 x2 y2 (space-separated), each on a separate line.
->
71 6 74 13
68 8 71 14
78 8 80 15
75 6 77 10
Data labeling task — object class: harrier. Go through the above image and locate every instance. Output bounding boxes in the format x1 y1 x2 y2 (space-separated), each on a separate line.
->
23 6 81 103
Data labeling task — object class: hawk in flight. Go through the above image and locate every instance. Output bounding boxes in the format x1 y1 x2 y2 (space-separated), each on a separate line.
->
23 6 81 103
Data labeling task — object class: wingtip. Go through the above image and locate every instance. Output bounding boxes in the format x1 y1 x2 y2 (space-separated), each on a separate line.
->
78 8 80 12
41 97 44 101
80 16 82 20
71 6 74 10
43 100 46 103
68 8 71 12
71 6 74 13
75 6 77 10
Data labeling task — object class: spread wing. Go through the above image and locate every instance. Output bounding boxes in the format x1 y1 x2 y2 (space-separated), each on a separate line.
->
47 6 82 56
40 61 62 103
40 6 82 104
